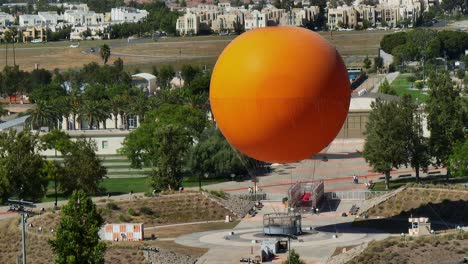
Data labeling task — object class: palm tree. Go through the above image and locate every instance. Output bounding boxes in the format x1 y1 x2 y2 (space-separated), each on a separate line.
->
96 100 111 129
79 100 102 130
130 92 149 124
53 96 72 130
100 44 111 64
109 96 122 129
26 101 60 130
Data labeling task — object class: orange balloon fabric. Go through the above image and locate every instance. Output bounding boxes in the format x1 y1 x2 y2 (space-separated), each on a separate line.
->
210 27 351 163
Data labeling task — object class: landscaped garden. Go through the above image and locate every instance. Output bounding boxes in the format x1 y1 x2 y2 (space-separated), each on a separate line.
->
390 74 428 102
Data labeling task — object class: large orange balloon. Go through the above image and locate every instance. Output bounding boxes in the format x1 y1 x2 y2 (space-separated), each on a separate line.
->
210 27 350 163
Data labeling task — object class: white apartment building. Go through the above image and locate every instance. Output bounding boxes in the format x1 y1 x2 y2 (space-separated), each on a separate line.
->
70 25 107 40
0 12 14 26
176 10 200 35
49 3 90 11
64 10 104 26
110 7 148 23
245 10 267 30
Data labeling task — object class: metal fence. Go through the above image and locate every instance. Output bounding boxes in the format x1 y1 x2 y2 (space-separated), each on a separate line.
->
326 191 389 200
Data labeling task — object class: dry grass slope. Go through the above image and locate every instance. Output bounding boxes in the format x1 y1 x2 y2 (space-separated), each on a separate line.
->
347 234 468 264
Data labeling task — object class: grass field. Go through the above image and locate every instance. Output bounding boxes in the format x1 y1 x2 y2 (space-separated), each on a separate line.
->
390 74 428 102
40 175 228 202
0 31 390 72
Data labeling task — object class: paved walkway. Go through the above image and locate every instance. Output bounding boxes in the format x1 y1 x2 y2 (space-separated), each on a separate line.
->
177 200 390 264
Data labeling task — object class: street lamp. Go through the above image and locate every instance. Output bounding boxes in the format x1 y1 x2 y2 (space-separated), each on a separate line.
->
230 173 236 181
7 199 36 264
400 232 406 243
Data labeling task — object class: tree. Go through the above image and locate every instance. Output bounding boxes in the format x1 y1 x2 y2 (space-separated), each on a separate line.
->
187 127 261 179
49 190 106 264
0 130 47 202
149 124 192 191
363 56 372 70
61 138 107 195
120 104 206 190
426 72 466 179
378 78 397 95
380 32 407 54
26 100 61 130
363 99 408 190
457 69 465 80
449 140 468 177
180 64 200 85
400 95 430 181
99 44 111 64
283 249 305 264
373 56 384 71
158 65 175 89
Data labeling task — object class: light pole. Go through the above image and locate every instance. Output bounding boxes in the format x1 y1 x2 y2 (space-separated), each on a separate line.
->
7 200 36 264
230 173 236 181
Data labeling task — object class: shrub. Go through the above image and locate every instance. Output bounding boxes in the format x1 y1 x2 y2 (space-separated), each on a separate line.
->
407 75 416 83
118 214 132 222
128 208 138 216
106 202 120 210
140 207 154 215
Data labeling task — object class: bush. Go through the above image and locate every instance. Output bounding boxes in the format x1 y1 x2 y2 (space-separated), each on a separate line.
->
456 69 465 79
106 202 120 210
127 208 138 216
415 81 424 89
118 214 132 222
139 207 154 215
407 75 416 83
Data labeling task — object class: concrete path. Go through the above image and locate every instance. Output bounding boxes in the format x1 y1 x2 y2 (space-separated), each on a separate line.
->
177 200 390 264
370 71 400 93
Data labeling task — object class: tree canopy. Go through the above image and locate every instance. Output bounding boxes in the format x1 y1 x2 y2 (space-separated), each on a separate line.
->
363 98 408 189
49 190 106 264
426 71 466 176
0 130 47 202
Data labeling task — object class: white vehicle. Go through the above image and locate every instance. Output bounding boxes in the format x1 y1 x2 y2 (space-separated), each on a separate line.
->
69 43 79 48
31 39 43 43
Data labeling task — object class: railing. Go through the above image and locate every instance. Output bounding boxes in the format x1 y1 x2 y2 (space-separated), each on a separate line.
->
326 190 389 200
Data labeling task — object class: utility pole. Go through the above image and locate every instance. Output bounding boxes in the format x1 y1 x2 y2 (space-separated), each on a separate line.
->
7 200 36 264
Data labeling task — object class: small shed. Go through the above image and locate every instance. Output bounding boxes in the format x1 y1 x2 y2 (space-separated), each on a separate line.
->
408 217 431 236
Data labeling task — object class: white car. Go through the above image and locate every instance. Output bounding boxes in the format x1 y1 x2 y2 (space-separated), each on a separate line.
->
31 39 42 43
69 44 79 48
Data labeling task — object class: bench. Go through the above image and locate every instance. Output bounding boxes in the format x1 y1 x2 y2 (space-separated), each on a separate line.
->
349 205 360 215
427 171 441 175
398 174 412 178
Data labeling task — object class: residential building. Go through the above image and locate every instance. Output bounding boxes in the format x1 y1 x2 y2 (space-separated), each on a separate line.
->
70 25 107 40
176 10 200 35
0 12 14 27
211 13 242 33
19 12 63 27
279 7 320 26
244 10 267 30
63 10 104 26
21 26 47 42
110 7 148 23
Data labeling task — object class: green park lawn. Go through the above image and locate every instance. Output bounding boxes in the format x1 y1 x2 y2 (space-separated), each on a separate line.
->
391 74 428 102
41 176 228 202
